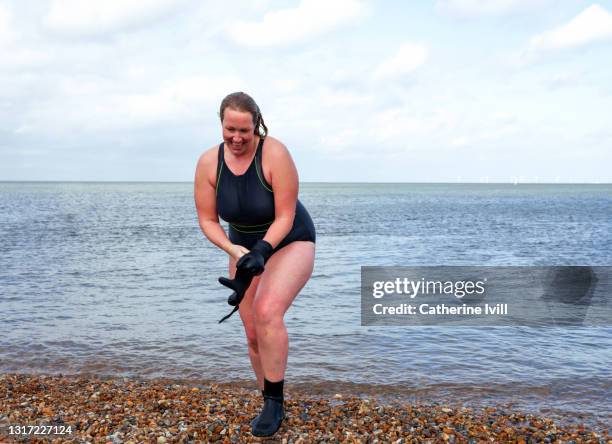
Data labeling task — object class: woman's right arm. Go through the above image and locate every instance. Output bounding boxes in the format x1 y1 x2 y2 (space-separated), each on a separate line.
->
194 148 248 261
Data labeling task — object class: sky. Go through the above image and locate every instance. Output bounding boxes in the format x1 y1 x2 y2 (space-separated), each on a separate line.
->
1 0 611 182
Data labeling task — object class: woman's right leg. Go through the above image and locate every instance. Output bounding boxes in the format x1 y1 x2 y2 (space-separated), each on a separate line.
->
229 256 264 389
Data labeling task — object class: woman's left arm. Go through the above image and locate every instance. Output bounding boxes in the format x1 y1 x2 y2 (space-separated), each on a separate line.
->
262 140 298 249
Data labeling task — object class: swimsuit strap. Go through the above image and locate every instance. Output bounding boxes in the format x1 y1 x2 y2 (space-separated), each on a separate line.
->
255 138 273 192
255 137 264 157
215 143 225 195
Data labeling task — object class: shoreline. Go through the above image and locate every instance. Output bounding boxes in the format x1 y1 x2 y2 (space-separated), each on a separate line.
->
1 373 609 443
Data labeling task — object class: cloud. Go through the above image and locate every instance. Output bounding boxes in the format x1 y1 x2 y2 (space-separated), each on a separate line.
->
450 123 518 148
436 0 551 18
0 49 53 70
0 4 53 71
307 103 458 158
12 72 245 136
529 4 612 51
227 0 366 47
84 73 243 129
541 71 582 90
373 43 428 80
44 0 182 37
0 2 14 46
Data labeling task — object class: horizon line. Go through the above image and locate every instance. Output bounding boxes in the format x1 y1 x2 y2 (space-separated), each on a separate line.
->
1 180 611 185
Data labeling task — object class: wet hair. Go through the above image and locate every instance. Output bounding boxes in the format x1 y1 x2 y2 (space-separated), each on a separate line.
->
219 92 268 138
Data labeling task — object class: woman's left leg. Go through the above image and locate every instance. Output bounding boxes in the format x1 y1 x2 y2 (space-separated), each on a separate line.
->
252 241 315 381
249 241 314 436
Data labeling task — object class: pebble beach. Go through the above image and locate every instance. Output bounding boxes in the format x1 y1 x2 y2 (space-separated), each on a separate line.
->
0 373 609 443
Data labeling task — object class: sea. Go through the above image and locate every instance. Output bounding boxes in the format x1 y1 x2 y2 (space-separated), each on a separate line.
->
1 182 611 429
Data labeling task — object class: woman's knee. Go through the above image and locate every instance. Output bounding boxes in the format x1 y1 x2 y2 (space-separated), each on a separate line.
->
253 299 284 326
244 326 259 352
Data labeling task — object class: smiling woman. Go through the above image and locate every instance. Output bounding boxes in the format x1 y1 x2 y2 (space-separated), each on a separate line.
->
220 93 268 153
193 91 316 437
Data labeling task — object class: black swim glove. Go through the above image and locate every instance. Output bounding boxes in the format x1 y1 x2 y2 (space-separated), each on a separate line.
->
236 240 274 276
217 267 254 323
218 267 253 306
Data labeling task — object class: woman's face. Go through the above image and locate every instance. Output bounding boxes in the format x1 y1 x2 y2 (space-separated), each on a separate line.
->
222 108 256 156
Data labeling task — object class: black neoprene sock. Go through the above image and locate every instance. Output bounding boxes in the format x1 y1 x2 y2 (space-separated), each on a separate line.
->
251 379 285 436
263 378 284 399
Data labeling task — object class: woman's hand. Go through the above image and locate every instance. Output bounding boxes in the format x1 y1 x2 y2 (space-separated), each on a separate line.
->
228 244 250 261
236 240 274 276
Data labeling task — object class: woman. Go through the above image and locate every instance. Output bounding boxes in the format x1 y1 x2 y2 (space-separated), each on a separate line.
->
194 92 316 437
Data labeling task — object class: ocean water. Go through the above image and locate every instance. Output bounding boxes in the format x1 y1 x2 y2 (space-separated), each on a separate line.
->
1 182 611 428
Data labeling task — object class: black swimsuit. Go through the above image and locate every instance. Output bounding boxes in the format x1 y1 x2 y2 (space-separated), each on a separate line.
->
215 138 316 252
